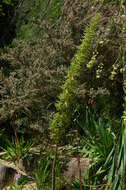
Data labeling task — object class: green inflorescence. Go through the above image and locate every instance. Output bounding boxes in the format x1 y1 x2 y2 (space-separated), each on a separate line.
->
50 14 100 142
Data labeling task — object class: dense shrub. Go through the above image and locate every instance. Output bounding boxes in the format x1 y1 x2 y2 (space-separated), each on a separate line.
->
0 0 125 138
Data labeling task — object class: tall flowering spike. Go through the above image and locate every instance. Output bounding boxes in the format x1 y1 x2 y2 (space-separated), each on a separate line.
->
50 14 100 142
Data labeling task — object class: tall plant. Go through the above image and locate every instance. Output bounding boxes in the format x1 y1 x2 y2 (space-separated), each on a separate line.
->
50 14 100 142
106 23 126 190
50 14 100 190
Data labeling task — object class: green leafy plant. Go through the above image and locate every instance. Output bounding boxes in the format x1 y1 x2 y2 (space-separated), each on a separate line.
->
1 137 32 161
106 33 126 190
33 151 52 190
9 183 22 190
78 112 115 188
